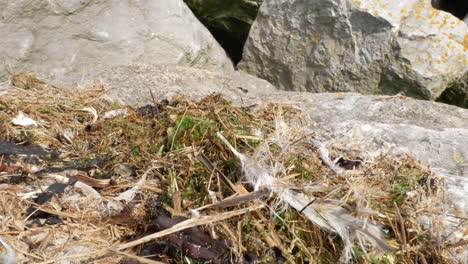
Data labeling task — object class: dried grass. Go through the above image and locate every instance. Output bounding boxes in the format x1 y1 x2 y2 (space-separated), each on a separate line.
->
0 74 465 263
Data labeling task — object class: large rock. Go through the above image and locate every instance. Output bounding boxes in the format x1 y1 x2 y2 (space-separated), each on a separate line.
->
100 64 278 106
100 65 468 214
239 0 468 107
0 0 233 84
184 0 262 63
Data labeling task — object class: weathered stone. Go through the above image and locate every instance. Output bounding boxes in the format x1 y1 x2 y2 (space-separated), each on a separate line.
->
184 0 262 63
0 0 233 85
99 64 277 106
239 0 468 107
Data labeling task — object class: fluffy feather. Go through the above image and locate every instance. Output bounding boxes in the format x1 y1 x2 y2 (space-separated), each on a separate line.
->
217 131 391 262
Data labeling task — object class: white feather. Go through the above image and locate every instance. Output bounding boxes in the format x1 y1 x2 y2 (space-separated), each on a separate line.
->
217 131 390 262
0 236 15 264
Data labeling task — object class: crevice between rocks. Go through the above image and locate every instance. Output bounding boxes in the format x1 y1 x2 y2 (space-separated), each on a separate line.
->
436 81 468 108
183 0 262 65
431 0 468 22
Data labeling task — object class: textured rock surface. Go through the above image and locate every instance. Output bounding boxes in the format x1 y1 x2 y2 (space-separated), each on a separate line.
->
300 93 468 212
239 0 468 106
100 67 468 213
0 0 233 84
184 0 262 63
99 64 277 106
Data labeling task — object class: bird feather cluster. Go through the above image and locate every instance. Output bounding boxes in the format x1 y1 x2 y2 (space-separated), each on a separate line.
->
216 113 391 262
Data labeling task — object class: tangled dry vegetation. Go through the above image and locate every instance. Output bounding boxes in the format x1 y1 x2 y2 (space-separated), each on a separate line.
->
0 73 464 263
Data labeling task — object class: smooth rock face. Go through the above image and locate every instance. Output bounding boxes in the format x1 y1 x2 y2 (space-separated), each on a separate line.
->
184 0 262 63
239 0 468 106
0 0 233 84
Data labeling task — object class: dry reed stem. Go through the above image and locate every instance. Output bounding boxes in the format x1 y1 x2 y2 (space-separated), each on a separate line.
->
116 204 264 251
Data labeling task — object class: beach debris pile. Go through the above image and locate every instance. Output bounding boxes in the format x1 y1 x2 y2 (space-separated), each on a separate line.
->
0 73 463 263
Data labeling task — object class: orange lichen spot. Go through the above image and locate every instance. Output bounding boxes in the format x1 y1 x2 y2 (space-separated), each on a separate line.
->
335 92 346 98
428 4 439 20
430 19 439 26
456 55 466 63
413 1 425 20
439 16 449 30
464 33 468 52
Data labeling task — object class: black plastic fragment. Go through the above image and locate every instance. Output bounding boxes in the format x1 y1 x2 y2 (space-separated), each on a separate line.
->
26 178 77 218
34 154 111 176
334 157 363 170
28 216 63 227
418 176 437 191
136 104 160 117
273 246 286 264
0 139 57 157
8 171 30 184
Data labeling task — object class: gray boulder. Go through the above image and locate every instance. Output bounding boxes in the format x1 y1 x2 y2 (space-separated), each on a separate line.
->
100 64 277 106
239 0 468 107
100 65 468 214
0 0 233 84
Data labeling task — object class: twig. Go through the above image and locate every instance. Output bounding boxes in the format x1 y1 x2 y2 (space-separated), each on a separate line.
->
110 249 165 264
196 153 237 192
193 189 269 212
115 204 263 251
395 202 409 258
148 88 157 107
35 249 106 264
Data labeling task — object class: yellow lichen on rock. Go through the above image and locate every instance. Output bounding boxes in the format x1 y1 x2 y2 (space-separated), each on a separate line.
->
464 33 468 52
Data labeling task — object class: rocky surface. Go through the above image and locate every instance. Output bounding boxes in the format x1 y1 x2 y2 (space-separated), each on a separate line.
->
239 0 468 107
0 0 233 85
0 0 466 261
184 0 262 63
100 65 468 214
99 64 277 106
300 93 468 212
